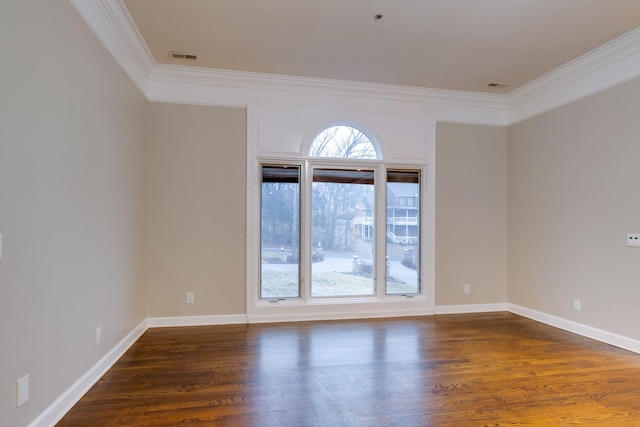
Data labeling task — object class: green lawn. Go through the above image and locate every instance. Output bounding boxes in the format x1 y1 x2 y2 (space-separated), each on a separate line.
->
261 270 416 298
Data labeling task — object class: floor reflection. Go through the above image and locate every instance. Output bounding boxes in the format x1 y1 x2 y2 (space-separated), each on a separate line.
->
253 319 428 426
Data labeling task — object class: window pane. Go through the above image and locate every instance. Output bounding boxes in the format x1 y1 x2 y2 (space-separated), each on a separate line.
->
261 166 300 298
386 170 420 294
309 126 378 159
312 169 375 297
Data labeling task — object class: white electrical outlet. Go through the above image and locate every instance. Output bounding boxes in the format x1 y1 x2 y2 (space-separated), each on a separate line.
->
96 326 102 345
186 292 195 304
573 299 581 311
627 233 640 247
464 284 471 294
16 375 29 407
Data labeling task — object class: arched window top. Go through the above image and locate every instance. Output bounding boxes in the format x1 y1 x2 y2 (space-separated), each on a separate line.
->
309 125 379 159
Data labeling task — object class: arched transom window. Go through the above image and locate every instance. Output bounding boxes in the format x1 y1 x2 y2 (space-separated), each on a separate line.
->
309 125 378 159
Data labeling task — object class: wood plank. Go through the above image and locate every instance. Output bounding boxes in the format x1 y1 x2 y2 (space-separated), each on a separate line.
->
57 313 640 426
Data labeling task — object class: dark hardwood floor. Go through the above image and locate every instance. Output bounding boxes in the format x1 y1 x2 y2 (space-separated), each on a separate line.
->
57 313 640 426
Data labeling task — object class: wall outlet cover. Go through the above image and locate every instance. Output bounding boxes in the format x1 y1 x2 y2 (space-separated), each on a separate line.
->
17 375 29 407
573 299 582 311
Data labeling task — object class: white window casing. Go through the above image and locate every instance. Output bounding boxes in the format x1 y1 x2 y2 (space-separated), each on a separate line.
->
247 107 435 323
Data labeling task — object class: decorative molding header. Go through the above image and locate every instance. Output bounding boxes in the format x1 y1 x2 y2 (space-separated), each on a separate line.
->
71 0 640 126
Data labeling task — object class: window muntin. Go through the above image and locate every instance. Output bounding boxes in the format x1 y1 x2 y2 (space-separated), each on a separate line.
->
260 165 301 299
386 170 421 295
309 125 378 159
311 168 375 297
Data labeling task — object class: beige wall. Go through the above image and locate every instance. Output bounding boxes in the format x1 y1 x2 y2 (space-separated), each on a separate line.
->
144 113 507 316
144 114 508 316
0 0 147 425
508 76 640 339
145 103 247 317
436 123 508 306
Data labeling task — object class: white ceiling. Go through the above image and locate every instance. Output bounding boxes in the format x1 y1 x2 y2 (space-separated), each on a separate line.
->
122 0 640 94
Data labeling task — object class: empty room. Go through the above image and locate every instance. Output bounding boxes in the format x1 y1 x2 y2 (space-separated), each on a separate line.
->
2 0 640 425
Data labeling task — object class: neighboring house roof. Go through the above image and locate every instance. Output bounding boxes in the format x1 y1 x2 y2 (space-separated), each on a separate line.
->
388 182 418 198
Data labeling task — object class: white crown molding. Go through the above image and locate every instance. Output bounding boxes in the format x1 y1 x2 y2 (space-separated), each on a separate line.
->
145 64 509 126
70 0 155 93
507 27 640 124
71 0 640 126
147 64 507 110
70 0 508 126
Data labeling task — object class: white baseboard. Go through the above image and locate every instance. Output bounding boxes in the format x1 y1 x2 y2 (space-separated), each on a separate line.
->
147 314 248 327
29 314 247 426
30 304 640 426
247 307 436 324
30 319 149 427
508 304 640 355
248 303 513 323
435 303 508 315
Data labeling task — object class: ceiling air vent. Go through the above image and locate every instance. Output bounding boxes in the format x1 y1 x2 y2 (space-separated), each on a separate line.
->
169 51 198 61
487 82 508 88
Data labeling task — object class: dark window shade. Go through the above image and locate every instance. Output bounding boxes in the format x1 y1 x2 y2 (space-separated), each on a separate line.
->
262 166 300 183
313 169 374 184
387 170 420 183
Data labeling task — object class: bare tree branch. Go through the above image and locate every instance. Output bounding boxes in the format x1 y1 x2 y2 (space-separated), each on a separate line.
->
310 125 376 159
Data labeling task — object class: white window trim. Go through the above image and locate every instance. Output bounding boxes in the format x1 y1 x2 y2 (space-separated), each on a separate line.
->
246 108 436 323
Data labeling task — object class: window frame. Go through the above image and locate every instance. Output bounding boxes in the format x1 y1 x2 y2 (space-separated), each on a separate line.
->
385 168 422 295
259 164 302 300
254 158 428 303
246 114 435 323
309 163 378 299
